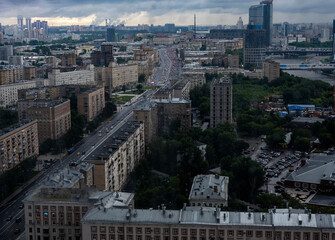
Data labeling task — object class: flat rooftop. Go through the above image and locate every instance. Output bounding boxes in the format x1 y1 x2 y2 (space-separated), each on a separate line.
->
0 119 37 137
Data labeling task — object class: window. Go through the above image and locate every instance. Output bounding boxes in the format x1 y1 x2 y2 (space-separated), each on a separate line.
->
238 231 243 237
200 229 206 236
313 233 320 240
181 229 187 235
247 231 253 237
164 229 169 235
322 234 329 240
91 226 97 233
285 232 291 240
276 232 282 240
137 228 142 234
228 230 234 237
191 229 197 235
173 229 178 235
100 226 106 233
266 231 272 238
118 227 124 233
128 228 133 234
304 233 310 240
155 228 160 235
295 233 301 240
109 227 115 233
219 230 224 236
145 228 151 234
256 231 263 238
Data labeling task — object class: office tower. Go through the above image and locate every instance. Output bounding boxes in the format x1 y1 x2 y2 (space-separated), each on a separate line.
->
17 15 23 29
106 27 115 42
320 28 330 43
243 29 267 69
25 17 31 30
0 45 13 61
236 17 244 29
333 20 335 62
41 20 48 34
210 76 233 128
0 23 2 31
164 23 176 33
248 0 273 46
194 14 197 36
282 22 289 36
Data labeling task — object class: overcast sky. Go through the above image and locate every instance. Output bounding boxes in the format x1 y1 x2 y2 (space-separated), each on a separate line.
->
0 0 334 26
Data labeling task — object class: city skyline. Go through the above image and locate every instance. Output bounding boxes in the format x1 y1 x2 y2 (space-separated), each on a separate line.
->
0 0 334 27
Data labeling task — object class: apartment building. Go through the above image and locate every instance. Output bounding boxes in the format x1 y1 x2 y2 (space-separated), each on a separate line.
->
73 86 104 122
23 66 37 80
181 72 206 90
84 121 145 191
189 175 229 207
18 85 105 122
172 80 191 100
18 99 71 143
0 80 36 107
0 65 23 85
48 67 95 86
210 77 233 128
263 60 280 82
60 52 77 66
0 120 39 174
82 207 335 240
134 99 191 143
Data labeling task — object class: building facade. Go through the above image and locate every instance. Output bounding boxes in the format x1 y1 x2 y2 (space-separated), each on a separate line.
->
18 99 71 143
0 80 36 107
210 77 233 128
48 68 95 86
85 121 145 191
77 86 105 122
263 60 280 81
81 207 335 240
243 29 267 69
0 120 39 174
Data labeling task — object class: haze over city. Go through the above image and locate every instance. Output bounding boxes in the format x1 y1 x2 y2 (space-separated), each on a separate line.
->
0 0 334 26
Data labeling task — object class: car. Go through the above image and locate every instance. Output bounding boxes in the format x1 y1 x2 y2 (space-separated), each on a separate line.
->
14 228 20 234
18 204 24 209
5 216 12 221
15 217 22 223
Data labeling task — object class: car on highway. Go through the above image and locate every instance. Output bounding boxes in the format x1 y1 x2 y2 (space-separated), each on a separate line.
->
15 217 22 223
5 216 12 221
19 204 24 209
14 228 21 234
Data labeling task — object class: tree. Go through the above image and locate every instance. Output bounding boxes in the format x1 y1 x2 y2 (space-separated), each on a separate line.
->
293 137 310 152
136 84 143 93
266 128 286 148
138 74 146 83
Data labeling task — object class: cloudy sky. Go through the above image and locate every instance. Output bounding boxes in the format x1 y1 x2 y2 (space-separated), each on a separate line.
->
0 0 334 26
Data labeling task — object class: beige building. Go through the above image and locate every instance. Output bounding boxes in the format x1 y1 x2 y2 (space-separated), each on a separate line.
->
134 99 192 143
95 62 138 93
85 121 145 191
181 72 206 90
23 66 37 80
227 54 239 68
0 80 36 107
60 52 77 66
18 99 71 143
210 77 233 128
263 60 280 82
81 207 335 240
153 88 172 100
0 120 39 174
172 80 191 100
77 86 105 122
189 174 229 207
0 66 23 85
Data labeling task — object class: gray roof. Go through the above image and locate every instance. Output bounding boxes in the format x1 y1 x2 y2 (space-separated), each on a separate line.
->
85 120 142 162
24 187 134 208
286 154 335 184
0 119 37 137
189 175 229 202
81 207 335 229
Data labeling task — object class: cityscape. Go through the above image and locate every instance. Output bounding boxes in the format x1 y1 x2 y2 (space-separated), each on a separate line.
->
0 0 335 239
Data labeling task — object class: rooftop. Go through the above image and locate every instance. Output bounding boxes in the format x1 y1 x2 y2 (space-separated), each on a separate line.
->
84 120 143 163
189 174 229 202
286 154 335 184
0 119 37 138
81 206 335 229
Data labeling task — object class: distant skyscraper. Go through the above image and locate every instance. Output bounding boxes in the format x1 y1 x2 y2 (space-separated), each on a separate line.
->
210 76 233 128
17 15 23 29
106 28 115 42
194 14 197 36
26 17 32 30
333 20 335 62
282 22 289 36
164 23 175 33
236 17 244 29
248 0 273 46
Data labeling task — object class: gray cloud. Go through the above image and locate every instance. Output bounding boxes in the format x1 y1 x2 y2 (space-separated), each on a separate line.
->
0 0 334 25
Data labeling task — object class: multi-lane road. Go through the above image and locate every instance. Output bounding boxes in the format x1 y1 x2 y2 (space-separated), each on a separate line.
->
0 47 178 239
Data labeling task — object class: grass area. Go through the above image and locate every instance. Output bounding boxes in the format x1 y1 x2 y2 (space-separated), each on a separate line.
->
111 95 134 104
144 86 154 90
119 90 142 95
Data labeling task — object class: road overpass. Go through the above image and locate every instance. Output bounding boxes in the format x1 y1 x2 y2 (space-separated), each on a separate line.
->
280 64 335 70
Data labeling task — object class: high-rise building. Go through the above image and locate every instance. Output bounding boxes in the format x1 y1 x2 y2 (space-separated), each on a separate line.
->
333 20 335 62
236 17 244 29
263 60 280 82
164 23 176 33
248 0 273 46
282 22 289 36
25 17 32 30
17 15 23 29
210 76 233 128
106 27 115 42
243 29 267 69
0 45 13 61
320 28 330 43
